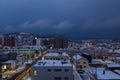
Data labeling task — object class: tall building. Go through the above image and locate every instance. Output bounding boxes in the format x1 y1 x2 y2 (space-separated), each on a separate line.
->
4 35 15 47
31 60 73 80
53 37 68 49
0 63 2 78
0 35 4 46
36 38 41 46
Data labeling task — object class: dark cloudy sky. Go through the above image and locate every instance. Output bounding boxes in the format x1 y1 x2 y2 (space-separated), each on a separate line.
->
0 0 120 39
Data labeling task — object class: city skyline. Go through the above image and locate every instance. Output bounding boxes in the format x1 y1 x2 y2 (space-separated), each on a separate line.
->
0 0 120 39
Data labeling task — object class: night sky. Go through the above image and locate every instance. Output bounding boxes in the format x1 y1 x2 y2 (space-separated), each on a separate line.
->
0 0 120 39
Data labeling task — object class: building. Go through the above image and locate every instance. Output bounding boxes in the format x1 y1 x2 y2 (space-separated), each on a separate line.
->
1 60 16 72
0 35 4 47
4 35 15 47
0 63 2 78
2 49 35 54
36 38 41 46
44 52 69 60
73 54 89 70
0 52 17 61
96 68 120 80
107 63 120 70
53 37 68 49
90 59 113 68
31 60 73 80
81 53 92 62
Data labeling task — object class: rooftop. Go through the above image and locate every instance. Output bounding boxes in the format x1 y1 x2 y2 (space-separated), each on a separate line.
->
73 54 83 60
2 60 16 64
34 60 72 67
97 68 120 79
107 63 120 68
44 52 69 57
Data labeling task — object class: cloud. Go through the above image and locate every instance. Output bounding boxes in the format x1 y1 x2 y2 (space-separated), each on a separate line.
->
20 19 52 30
4 25 14 32
2 19 75 35
53 20 75 34
82 16 120 30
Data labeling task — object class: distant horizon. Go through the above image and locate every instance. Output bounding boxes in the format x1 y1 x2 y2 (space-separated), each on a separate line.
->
1 31 120 40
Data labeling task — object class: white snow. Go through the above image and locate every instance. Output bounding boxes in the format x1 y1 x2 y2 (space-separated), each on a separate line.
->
97 68 120 79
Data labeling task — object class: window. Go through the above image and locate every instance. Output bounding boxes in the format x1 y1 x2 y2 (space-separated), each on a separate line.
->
55 69 62 71
83 62 86 64
54 77 61 80
34 70 37 76
64 69 69 71
77 62 80 64
80 65 82 69
65 77 69 80
48 69 51 72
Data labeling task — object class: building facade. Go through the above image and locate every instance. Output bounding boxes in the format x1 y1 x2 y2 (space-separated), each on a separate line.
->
31 60 73 80
73 54 89 70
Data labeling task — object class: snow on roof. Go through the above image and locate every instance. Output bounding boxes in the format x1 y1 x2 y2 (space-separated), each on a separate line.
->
82 53 89 55
114 50 120 54
44 52 69 57
107 63 120 68
97 68 120 79
91 59 102 64
73 54 83 60
116 57 120 59
2 60 16 64
108 49 114 53
34 60 72 67
114 70 120 74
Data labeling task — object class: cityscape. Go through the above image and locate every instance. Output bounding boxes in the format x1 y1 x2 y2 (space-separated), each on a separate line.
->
1 0 120 80
0 32 120 80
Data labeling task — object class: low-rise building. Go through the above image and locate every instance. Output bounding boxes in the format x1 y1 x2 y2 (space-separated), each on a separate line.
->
1 60 16 72
107 63 120 70
44 52 69 60
97 68 120 80
31 60 73 80
73 54 89 70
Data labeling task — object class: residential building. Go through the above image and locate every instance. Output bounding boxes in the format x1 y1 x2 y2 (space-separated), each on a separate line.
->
73 54 89 70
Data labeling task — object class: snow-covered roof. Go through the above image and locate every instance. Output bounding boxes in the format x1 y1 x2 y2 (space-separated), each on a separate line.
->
2 60 16 64
34 60 72 67
114 50 120 54
114 69 120 74
107 63 120 68
44 52 69 57
73 54 83 60
97 68 120 79
92 59 113 64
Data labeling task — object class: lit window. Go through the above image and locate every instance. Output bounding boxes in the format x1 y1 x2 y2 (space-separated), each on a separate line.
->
34 70 37 76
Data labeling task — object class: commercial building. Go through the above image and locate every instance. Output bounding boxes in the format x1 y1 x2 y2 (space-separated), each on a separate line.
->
44 52 69 60
31 60 73 80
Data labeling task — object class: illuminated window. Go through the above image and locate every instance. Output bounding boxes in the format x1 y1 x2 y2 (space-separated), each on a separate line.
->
34 70 37 76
